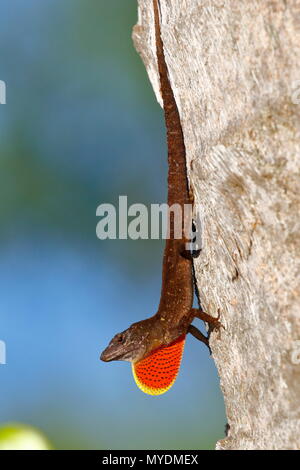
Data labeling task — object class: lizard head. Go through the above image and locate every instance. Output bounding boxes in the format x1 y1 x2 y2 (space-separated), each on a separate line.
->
100 320 150 363
100 317 187 396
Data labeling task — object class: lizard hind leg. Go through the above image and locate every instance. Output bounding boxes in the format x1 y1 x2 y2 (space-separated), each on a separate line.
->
132 334 186 396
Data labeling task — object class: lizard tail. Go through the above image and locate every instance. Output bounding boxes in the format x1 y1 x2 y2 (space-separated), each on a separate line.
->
132 334 186 395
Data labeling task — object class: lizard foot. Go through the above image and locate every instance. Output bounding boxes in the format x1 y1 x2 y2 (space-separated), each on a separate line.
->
191 307 224 337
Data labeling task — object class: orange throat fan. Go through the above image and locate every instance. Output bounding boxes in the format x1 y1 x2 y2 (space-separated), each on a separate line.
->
132 334 186 396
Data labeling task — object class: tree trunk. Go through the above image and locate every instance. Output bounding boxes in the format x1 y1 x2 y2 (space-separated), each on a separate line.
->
133 0 300 450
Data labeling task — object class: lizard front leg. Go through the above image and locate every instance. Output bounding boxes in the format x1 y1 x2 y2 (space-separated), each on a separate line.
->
188 307 223 353
188 324 211 354
190 307 222 328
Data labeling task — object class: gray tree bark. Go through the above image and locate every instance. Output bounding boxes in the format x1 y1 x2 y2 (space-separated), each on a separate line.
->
133 0 300 450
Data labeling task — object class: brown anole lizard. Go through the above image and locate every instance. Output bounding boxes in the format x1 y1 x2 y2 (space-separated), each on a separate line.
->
100 0 221 395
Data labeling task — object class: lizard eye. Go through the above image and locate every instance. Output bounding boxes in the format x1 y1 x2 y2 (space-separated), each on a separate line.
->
117 334 124 343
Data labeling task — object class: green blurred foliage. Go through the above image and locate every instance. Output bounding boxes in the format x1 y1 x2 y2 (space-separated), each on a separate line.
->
0 423 52 450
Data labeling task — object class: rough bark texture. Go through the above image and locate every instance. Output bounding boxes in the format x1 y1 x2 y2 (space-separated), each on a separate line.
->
133 0 300 450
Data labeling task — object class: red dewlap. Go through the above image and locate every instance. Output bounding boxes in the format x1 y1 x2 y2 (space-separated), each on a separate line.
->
132 334 186 395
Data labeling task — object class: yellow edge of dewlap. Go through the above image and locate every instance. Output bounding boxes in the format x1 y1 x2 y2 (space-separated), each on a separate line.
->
132 364 177 396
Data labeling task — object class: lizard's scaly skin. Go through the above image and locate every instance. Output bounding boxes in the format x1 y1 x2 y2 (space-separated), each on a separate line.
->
100 0 219 396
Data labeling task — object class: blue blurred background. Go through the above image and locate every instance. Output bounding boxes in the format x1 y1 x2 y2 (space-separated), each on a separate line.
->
0 0 225 449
